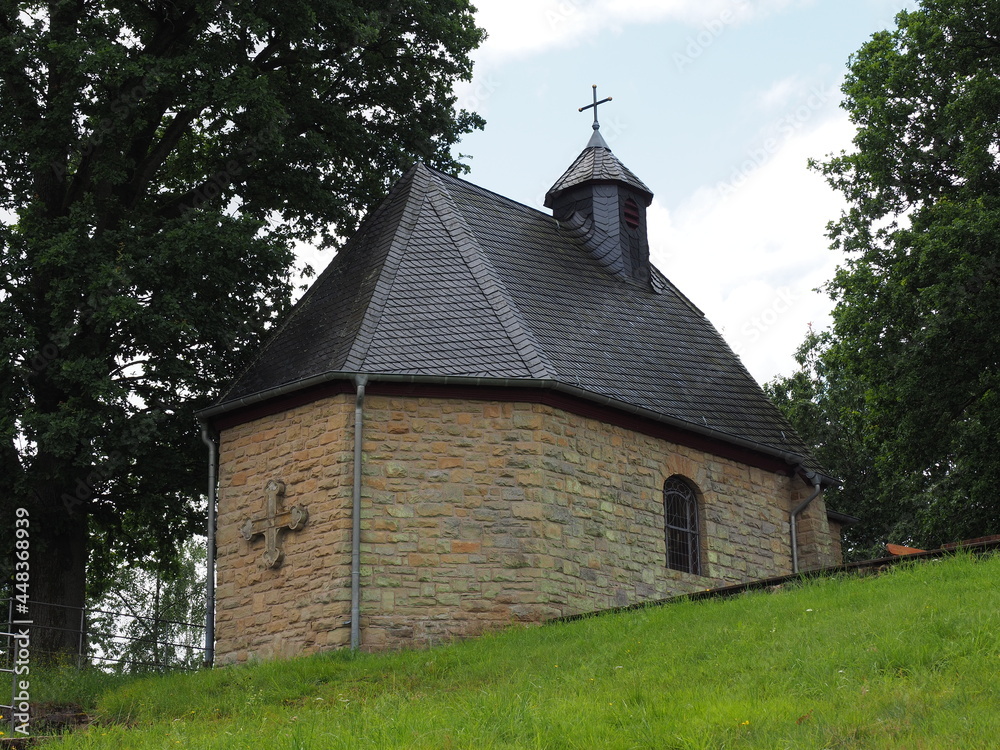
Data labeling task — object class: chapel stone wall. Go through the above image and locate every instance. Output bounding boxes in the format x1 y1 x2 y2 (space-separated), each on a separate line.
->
827 520 845 566
214 392 827 661
357 396 798 650
214 394 355 665
793 487 837 572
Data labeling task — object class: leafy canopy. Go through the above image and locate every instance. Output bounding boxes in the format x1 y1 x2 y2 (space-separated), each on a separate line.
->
774 0 1000 552
0 0 484 624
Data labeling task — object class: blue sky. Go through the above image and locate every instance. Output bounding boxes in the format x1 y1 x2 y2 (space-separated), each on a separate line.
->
443 0 918 383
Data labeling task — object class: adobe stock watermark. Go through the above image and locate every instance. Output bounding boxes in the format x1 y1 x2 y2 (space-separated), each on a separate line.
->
732 286 799 357
457 74 500 114
24 267 135 377
674 0 751 71
11 507 32 737
716 85 834 197
59 451 124 517
958 255 1000 299
545 0 585 30
177 120 287 218
51 63 165 180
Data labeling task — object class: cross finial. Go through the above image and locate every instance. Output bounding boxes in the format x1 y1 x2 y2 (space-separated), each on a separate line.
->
578 84 612 131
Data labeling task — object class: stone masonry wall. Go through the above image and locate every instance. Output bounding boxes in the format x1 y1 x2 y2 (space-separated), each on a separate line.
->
795 491 838 572
215 394 355 664
215 392 829 661
827 521 844 566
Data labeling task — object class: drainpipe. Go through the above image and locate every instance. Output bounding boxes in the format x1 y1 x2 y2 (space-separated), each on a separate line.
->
350 375 368 650
199 423 218 667
790 471 823 574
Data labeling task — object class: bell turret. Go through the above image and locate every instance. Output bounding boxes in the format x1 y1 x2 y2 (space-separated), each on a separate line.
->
544 86 654 285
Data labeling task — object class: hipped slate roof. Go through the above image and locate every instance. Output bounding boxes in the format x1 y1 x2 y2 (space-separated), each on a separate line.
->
214 157 826 477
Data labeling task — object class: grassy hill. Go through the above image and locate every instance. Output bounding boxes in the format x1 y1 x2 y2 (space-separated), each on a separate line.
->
43 552 1000 748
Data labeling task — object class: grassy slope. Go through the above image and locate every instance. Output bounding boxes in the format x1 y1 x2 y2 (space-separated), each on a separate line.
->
48 553 1000 749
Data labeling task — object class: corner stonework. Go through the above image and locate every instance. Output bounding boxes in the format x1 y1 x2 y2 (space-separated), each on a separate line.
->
214 394 355 665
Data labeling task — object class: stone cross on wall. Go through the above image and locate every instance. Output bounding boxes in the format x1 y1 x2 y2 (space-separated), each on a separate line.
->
240 479 308 569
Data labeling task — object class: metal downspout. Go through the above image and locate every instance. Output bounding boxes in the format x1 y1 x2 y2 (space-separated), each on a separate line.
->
791 472 823 574
351 375 368 650
199 424 219 667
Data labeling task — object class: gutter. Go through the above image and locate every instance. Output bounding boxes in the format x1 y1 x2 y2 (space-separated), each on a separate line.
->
196 371 838 486
199 423 219 667
350 375 367 651
826 509 860 526
790 471 823 575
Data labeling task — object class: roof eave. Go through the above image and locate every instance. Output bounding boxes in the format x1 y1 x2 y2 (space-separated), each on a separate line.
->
197 371 832 483
827 509 861 526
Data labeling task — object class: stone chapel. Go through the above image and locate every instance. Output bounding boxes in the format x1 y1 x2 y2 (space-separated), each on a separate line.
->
200 112 852 664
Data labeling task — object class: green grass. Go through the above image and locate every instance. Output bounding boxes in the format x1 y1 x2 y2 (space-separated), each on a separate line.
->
28 662 142 710
43 552 1000 748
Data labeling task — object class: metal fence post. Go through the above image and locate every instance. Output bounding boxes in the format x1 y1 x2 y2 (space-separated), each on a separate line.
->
0 598 207 674
77 605 86 670
8 598 14 737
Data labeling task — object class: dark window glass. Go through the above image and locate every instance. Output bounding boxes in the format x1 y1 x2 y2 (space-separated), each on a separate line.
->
664 477 700 575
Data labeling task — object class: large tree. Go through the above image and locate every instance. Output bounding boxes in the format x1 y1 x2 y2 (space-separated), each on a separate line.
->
765 330 897 560
0 0 484 656
779 0 1000 553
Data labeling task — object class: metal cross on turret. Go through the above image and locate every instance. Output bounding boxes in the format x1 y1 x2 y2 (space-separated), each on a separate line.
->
240 479 308 568
578 84 612 131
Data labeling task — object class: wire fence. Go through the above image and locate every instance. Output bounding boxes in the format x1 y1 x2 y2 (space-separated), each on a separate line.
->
0 598 207 673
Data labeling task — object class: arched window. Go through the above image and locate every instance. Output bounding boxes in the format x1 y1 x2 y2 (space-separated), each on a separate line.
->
664 476 701 575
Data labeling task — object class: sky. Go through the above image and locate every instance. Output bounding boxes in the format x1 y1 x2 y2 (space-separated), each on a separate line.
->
441 0 918 384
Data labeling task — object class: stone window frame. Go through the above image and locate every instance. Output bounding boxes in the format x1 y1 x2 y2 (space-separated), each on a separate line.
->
663 475 702 575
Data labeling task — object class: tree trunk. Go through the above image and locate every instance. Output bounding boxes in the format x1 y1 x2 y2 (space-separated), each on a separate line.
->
25 483 89 662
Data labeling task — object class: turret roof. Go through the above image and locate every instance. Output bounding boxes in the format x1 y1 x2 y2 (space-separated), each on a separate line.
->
545 133 654 208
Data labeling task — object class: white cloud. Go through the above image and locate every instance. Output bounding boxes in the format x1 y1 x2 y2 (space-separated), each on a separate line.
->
757 75 803 111
469 0 798 67
648 112 855 383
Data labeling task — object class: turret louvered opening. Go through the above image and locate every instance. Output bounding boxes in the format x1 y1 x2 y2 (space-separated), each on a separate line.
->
623 197 640 230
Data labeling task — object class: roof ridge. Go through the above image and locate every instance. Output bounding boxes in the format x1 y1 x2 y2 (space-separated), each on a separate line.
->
422 169 558 380
652 268 812 458
343 167 432 371
650 266 705 318
429 166 555 222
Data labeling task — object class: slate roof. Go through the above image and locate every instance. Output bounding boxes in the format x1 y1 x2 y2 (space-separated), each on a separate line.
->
213 149 827 477
545 129 653 207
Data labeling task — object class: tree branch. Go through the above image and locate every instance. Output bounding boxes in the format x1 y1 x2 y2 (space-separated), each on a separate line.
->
64 2 207 216
123 107 201 209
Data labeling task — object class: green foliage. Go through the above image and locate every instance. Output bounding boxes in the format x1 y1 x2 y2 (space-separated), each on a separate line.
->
765 331 885 560
47 552 1000 749
87 538 207 671
779 0 1000 550
0 0 484 645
